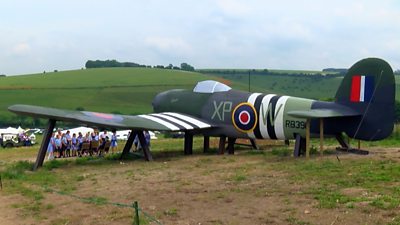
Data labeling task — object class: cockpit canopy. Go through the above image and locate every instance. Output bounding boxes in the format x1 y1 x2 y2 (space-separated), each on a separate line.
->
193 80 232 93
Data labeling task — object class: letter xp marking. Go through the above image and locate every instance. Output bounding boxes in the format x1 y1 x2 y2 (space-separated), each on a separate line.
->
232 102 258 133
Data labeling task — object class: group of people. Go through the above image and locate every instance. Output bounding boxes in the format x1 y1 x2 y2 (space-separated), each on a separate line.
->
47 130 118 160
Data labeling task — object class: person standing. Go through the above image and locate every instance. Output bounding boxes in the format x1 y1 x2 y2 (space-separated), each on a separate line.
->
77 132 83 157
99 131 107 151
55 134 62 158
71 133 78 157
47 133 56 160
110 131 118 153
61 133 68 157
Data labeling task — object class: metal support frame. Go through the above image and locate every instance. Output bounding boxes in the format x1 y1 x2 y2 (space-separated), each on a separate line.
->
184 132 193 155
218 136 226 154
335 134 351 149
320 118 324 155
120 130 136 159
336 134 369 155
137 131 153 161
33 119 56 170
250 139 259 150
203 136 210 153
305 119 311 158
226 137 236 154
293 133 306 157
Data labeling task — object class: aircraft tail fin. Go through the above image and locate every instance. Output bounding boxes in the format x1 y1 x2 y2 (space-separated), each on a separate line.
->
334 58 395 140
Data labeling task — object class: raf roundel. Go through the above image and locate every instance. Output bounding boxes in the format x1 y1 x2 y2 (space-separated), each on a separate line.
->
232 103 258 133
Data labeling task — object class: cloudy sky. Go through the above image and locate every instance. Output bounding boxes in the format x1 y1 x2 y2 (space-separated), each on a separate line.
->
1 0 400 75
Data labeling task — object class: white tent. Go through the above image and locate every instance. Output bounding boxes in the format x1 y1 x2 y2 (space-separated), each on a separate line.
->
61 127 94 135
116 130 157 140
0 127 22 135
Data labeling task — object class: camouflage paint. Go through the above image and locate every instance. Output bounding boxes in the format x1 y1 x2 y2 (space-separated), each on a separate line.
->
282 97 313 139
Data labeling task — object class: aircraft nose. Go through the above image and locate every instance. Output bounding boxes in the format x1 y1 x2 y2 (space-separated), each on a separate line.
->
152 91 168 112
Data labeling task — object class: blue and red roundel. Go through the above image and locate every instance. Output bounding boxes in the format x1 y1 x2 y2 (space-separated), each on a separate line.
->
232 103 258 133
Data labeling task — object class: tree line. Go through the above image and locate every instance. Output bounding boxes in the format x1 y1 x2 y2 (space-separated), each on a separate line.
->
199 69 345 79
85 60 195 71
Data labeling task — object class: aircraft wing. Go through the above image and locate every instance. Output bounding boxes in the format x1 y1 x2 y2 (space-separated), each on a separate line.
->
287 109 361 119
8 104 213 131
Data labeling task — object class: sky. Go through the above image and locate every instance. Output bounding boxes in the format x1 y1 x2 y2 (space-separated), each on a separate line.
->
1 0 400 75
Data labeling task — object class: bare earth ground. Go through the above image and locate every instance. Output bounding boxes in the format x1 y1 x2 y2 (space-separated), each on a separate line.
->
0 143 400 225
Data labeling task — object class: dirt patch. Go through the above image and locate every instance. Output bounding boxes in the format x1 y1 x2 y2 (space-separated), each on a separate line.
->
1 147 399 224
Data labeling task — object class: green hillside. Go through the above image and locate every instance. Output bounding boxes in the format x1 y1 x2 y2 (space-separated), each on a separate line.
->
208 73 400 100
1 67 399 127
0 68 245 126
216 74 343 99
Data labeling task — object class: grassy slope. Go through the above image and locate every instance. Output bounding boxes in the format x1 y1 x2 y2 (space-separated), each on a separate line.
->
210 73 400 100
0 68 247 122
1 67 399 124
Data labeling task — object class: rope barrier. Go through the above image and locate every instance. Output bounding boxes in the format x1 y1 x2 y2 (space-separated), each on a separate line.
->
43 186 163 225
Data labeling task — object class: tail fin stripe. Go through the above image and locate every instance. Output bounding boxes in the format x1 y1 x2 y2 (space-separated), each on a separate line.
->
350 75 361 102
360 76 365 102
350 75 374 102
364 76 374 102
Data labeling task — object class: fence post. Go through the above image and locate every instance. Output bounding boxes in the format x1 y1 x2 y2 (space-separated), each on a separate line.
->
133 201 139 225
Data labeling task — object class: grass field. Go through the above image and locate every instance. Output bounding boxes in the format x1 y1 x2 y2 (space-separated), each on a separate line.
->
0 68 248 125
1 67 400 224
0 138 400 225
206 72 400 100
1 67 400 126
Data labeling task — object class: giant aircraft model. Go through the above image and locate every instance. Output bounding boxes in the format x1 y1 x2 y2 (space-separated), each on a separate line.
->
9 58 395 170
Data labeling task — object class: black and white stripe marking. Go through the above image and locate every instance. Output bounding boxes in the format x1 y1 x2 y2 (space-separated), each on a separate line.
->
139 112 211 131
246 94 289 140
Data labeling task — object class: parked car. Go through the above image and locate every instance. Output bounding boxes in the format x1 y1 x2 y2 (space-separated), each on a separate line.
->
1 133 35 148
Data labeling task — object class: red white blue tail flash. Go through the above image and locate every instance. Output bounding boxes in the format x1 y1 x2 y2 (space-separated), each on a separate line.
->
350 75 374 102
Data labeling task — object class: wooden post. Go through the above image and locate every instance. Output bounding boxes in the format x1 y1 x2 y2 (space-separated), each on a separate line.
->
320 118 324 155
358 139 361 150
184 132 193 155
133 201 139 225
120 130 136 159
305 119 310 158
33 119 56 171
203 136 210 153
218 136 226 154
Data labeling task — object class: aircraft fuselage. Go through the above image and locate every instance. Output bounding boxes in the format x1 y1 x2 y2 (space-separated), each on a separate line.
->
153 89 328 140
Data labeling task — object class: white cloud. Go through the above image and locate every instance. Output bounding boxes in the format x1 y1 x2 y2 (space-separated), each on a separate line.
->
144 36 193 55
1 0 400 74
216 0 252 16
12 43 31 55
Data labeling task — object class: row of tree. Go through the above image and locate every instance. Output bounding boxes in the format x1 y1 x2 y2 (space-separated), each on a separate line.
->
85 60 195 71
200 69 344 79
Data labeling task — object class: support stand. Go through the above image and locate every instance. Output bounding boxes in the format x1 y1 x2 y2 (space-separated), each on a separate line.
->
218 136 226 154
336 134 369 155
226 138 236 155
137 131 153 161
33 119 56 171
320 118 324 155
120 130 136 160
184 132 193 155
305 119 311 158
293 134 306 157
203 136 210 153
250 139 259 150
